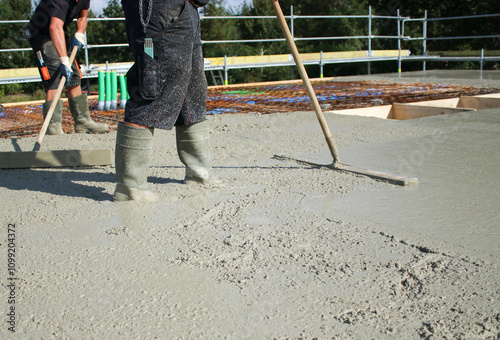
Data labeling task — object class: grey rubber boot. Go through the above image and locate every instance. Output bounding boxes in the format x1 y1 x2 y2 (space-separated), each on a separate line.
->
113 122 158 202
176 120 213 184
42 99 64 135
68 93 109 133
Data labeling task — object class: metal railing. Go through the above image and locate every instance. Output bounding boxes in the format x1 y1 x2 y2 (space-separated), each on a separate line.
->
1 6 499 85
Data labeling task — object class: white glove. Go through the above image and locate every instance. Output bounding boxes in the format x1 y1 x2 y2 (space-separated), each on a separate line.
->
71 32 86 51
75 32 86 45
59 56 73 86
60 56 72 70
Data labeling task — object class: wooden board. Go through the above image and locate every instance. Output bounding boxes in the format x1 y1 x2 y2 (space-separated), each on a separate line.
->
204 50 410 66
459 96 500 109
404 98 460 108
334 163 418 186
273 154 418 186
392 103 475 120
1 95 100 108
328 105 393 119
473 93 500 98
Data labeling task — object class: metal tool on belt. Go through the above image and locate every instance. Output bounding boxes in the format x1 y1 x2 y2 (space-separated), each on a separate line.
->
139 0 154 58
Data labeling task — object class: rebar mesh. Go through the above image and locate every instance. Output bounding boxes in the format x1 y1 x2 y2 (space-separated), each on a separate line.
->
1 80 498 139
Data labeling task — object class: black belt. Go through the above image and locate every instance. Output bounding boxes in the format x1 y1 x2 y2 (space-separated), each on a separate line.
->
187 0 200 8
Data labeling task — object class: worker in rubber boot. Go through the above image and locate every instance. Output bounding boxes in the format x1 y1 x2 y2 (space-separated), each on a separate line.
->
26 0 109 135
114 0 212 201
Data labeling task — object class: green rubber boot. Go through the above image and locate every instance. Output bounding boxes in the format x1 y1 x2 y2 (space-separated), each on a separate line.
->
113 122 158 202
68 93 109 133
176 120 213 184
42 99 64 135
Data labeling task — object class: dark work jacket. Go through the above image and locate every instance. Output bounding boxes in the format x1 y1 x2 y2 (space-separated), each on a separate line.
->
29 0 90 36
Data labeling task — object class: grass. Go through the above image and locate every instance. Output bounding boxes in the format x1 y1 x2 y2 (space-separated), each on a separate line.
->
0 92 45 104
0 88 46 104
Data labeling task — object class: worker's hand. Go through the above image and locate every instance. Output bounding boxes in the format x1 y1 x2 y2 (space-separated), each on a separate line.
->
71 32 86 52
59 56 73 87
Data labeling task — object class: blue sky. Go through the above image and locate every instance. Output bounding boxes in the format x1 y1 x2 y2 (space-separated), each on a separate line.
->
91 0 249 15
223 0 249 11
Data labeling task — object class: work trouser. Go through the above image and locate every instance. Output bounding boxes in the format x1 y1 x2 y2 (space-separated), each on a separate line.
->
29 35 82 92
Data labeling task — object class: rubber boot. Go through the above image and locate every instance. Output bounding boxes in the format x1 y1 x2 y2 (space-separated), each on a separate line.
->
42 100 64 135
176 120 213 184
113 122 158 202
68 93 109 133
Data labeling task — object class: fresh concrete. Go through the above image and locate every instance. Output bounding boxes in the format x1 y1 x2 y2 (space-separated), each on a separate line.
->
0 71 498 339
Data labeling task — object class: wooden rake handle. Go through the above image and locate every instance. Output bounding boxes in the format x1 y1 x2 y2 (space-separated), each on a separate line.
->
270 0 340 165
33 45 79 152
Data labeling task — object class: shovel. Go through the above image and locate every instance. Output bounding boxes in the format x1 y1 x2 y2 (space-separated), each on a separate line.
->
270 0 417 186
0 46 113 169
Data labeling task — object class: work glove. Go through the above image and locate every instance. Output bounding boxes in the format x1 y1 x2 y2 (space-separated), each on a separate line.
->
71 32 86 52
59 56 73 87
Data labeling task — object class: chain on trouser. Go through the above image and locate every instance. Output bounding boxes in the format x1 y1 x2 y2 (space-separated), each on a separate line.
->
176 120 212 184
42 99 64 135
114 122 158 202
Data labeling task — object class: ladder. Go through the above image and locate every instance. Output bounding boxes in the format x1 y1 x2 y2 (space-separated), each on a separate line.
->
210 70 225 86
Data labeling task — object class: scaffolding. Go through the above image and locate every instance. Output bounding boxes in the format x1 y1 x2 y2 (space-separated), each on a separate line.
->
1 7 500 85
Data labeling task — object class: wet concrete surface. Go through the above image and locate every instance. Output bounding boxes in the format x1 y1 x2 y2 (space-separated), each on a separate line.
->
346 69 500 86
391 69 500 81
1 70 499 338
301 71 500 263
326 111 499 262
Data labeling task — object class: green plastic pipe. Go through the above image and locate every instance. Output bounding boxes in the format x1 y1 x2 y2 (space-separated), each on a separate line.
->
125 76 130 100
105 71 111 110
111 71 118 109
118 74 127 108
98 70 105 110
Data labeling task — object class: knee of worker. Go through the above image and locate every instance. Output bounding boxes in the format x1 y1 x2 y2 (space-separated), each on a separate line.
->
67 78 81 88
68 66 81 88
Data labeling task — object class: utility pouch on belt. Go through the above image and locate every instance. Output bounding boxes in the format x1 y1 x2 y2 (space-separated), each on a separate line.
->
139 43 158 100
36 50 50 81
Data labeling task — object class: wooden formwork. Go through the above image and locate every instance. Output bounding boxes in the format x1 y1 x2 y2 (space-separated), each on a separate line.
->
327 93 500 120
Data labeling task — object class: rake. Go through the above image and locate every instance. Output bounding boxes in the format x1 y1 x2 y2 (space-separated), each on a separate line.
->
270 0 417 186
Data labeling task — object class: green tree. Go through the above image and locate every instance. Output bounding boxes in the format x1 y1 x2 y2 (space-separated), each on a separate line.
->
201 0 240 58
369 0 500 70
0 0 33 69
229 0 292 82
280 0 371 76
0 0 35 97
85 0 131 64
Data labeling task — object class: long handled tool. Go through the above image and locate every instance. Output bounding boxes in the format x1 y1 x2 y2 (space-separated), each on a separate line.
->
270 0 417 186
0 46 112 169
33 45 78 152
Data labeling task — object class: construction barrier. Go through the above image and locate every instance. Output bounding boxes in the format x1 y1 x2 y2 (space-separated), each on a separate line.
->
97 70 129 110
